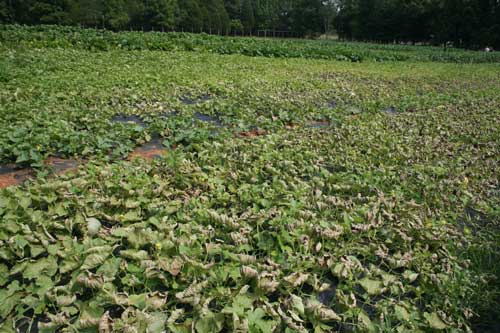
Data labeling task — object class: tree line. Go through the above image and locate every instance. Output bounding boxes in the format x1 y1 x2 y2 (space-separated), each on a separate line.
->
0 0 328 36
0 0 499 48
335 0 500 49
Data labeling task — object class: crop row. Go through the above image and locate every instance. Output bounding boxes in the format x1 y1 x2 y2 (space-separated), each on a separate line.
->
2 25 500 63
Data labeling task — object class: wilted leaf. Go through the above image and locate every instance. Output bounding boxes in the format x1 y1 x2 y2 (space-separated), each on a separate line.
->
81 253 109 270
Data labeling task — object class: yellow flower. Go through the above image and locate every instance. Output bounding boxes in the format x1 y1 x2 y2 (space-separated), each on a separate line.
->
155 242 162 251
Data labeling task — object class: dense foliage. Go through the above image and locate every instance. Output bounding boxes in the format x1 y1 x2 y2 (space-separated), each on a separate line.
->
0 0 326 36
1 0 500 48
2 25 500 71
0 27 499 332
335 0 500 49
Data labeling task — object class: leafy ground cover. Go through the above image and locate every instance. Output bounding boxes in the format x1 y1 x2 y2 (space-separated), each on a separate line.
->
2 25 500 64
0 27 499 332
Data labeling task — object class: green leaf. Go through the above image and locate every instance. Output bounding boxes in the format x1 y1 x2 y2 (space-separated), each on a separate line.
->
81 253 109 270
359 278 383 295
120 249 150 261
0 282 21 317
0 264 9 285
358 312 376 333
121 210 141 222
128 294 147 309
394 305 410 321
224 295 253 317
23 256 58 280
290 294 305 315
147 313 168 333
424 312 448 330
96 257 122 278
35 275 54 297
165 200 182 214
195 311 224 333
60 256 81 274
248 308 275 333
403 271 419 283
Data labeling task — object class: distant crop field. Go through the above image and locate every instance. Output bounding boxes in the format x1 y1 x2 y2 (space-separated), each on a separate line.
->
2 25 500 63
0 26 499 333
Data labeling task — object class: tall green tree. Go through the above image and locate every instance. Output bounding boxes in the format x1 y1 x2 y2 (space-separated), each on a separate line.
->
143 0 177 30
291 0 324 36
253 0 281 31
241 0 254 33
177 0 203 32
2 0 499 49
0 0 14 23
224 0 241 19
69 0 104 27
322 0 338 34
26 0 71 24
104 0 130 29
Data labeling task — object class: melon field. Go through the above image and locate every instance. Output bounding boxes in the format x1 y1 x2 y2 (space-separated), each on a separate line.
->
0 26 499 333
